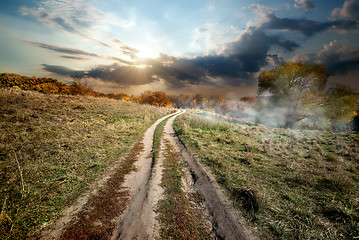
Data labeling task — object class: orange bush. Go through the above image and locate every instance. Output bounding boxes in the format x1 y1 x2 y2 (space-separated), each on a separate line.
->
140 90 173 107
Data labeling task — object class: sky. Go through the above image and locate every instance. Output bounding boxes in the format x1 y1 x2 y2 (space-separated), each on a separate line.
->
0 0 359 96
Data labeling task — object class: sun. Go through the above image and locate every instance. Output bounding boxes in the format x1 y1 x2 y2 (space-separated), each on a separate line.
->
136 47 159 59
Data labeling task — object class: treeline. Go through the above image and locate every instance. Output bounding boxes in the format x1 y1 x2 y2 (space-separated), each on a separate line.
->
0 73 254 110
0 73 106 97
0 73 172 107
171 94 257 109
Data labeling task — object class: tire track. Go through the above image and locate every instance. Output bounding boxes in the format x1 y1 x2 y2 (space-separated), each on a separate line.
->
165 112 255 240
113 110 183 240
114 110 254 240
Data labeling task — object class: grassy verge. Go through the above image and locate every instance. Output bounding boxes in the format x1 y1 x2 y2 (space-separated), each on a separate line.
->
0 88 171 239
61 141 143 239
152 117 167 161
156 139 212 239
174 112 359 239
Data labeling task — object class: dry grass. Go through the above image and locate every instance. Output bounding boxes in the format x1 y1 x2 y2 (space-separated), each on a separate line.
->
61 141 143 240
174 111 359 240
0 88 171 239
156 140 212 239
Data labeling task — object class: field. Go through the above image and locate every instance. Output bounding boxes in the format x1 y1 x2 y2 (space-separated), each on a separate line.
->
174 111 359 239
1 87 358 239
0 88 172 239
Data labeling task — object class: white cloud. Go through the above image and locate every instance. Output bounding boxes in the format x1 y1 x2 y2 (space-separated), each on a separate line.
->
332 0 359 20
293 0 315 12
20 0 115 34
244 4 273 16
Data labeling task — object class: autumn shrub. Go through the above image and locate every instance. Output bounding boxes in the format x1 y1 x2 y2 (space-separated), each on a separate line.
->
140 90 173 107
0 73 71 94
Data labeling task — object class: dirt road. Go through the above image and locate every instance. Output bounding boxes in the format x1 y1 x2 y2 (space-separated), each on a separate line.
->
112 111 181 239
39 110 254 239
114 110 254 240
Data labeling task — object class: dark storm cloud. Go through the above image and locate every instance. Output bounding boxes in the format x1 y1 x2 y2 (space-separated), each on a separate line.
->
295 41 359 75
318 46 359 75
86 64 156 85
263 13 359 36
222 28 298 72
326 58 359 75
263 14 332 36
42 64 85 77
41 26 301 88
24 40 98 57
42 63 156 86
39 3 358 90
141 28 299 87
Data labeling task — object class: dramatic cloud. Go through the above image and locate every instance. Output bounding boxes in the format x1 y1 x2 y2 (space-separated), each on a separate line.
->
23 40 98 57
262 14 332 36
221 27 298 72
294 40 359 75
87 64 155 86
42 64 85 77
262 13 359 36
25 1 359 94
293 0 315 12
42 26 301 90
332 0 359 20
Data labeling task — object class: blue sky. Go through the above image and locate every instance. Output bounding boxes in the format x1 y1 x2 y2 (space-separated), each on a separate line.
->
0 0 358 96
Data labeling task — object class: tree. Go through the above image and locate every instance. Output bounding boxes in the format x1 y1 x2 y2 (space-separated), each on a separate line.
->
140 90 173 107
257 61 329 128
325 84 359 130
257 62 359 130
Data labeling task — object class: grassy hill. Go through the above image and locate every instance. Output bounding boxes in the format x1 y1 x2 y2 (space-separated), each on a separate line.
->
174 112 359 239
0 88 172 239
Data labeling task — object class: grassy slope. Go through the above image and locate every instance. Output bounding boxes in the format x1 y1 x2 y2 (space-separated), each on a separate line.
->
0 88 171 239
174 112 359 240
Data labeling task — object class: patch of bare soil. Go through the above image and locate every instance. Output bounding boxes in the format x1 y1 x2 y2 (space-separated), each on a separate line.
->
112 111 181 239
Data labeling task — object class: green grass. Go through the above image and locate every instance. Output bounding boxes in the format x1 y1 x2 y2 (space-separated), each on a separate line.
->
0 88 172 239
174 111 359 240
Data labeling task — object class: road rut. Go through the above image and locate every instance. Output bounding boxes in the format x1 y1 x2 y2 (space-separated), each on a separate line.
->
115 110 254 240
